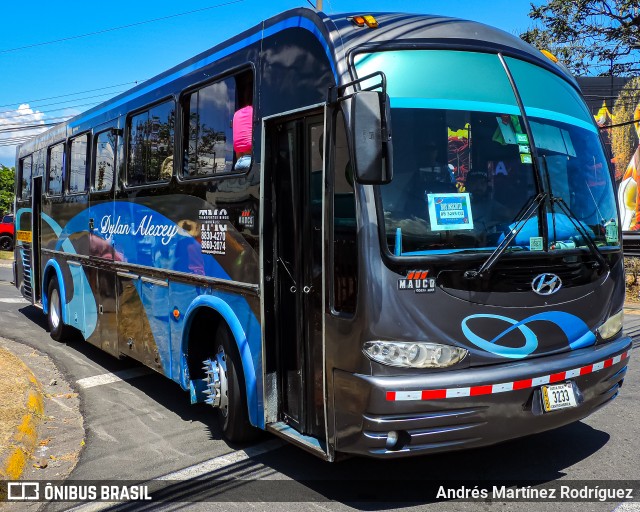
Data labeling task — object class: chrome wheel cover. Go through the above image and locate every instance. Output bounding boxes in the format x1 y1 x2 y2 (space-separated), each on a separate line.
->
203 347 229 417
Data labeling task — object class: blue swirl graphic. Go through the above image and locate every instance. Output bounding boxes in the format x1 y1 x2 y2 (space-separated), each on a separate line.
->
461 311 596 359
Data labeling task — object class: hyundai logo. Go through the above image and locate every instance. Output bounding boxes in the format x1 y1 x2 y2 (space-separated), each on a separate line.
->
532 273 562 296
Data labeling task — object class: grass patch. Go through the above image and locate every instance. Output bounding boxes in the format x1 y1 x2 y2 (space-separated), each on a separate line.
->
0 251 13 261
0 347 33 477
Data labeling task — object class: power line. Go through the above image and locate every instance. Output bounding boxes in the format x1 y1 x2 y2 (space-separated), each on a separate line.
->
0 1 244 54
0 90 127 119
0 97 123 123
0 80 144 110
0 120 71 134
0 138 39 146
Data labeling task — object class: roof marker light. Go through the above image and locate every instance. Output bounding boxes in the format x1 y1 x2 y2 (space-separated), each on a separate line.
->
350 15 378 28
540 49 559 63
362 15 378 28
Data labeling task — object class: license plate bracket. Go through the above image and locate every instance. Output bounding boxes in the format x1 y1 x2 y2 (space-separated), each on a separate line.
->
541 381 578 412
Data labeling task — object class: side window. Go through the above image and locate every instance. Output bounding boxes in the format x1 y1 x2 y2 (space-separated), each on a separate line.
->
183 78 235 176
183 72 253 177
20 155 32 200
48 142 65 196
94 131 116 192
34 149 46 179
69 134 88 193
127 100 175 186
332 114 358 315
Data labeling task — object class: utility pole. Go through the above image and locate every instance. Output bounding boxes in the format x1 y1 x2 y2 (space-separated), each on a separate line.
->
316 0 323 10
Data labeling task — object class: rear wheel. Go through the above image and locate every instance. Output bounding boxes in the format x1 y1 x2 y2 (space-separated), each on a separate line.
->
205 324 257 443
47 276 73 342
0 235 12 251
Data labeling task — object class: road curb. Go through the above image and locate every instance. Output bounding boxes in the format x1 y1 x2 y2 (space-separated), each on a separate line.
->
0 348 44 482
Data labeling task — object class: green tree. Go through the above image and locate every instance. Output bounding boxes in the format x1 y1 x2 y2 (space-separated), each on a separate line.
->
0 165 15 216
521 1 640 76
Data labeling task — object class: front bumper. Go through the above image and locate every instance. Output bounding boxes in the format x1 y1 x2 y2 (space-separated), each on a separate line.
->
333 335 631 458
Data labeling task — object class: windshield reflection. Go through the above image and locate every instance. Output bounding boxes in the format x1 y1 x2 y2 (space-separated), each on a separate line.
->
530 117 618 249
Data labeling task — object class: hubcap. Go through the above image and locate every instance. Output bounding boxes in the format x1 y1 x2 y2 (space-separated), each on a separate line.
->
202 348 228 417
50 289 61 329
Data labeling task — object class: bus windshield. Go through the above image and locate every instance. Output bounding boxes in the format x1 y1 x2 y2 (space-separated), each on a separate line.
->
354 50 619 256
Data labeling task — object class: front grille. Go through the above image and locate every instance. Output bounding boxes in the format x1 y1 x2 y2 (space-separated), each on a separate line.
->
438 255 604 293
490 260 591 292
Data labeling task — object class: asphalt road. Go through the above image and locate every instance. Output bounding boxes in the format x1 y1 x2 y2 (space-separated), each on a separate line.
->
0 264 639 512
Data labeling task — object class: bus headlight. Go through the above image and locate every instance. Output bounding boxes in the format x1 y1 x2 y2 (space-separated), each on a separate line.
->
363 341 467 368
597 310 624 340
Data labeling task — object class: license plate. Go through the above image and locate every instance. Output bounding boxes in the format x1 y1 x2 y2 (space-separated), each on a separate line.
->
541 381 578 412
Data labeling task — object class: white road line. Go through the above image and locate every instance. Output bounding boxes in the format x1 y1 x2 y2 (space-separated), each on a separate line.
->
66 439 285 511
76 367 154 389
156 438 285 481
0 297 28 303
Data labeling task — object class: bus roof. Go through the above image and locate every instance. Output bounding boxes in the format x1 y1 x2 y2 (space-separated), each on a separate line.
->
17 8 571 158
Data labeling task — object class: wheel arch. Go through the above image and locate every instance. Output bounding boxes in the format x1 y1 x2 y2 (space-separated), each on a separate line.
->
42 259 67 323
181 295 260 428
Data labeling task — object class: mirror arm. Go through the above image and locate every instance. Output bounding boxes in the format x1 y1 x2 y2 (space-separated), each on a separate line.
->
328 71 387 104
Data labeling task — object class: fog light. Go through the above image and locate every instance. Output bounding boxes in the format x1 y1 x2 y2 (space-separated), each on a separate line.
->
386 431 398 449
363 341 467 368
597 310 624 340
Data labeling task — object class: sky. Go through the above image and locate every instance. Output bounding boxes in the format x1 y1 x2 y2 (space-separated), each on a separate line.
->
0 0 536 168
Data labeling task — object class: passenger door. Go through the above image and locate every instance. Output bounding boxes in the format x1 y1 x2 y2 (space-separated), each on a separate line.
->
266 110 325 437
30 176 43 304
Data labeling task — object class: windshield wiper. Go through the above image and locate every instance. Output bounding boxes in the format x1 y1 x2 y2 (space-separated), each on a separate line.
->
550 196 608 270
464 192 546 280
538 155 607 271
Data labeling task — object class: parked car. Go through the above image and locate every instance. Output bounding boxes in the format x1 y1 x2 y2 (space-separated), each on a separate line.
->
0 214 14 251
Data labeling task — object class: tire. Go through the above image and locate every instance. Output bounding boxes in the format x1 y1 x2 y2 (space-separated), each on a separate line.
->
0 235 12 252
47 276 72 342
215 324 258 443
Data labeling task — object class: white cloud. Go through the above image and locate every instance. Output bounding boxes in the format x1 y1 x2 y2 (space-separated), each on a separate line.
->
0 104 47 167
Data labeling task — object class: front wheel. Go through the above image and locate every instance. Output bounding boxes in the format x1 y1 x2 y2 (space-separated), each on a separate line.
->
206 324 258 443
47 276 73 342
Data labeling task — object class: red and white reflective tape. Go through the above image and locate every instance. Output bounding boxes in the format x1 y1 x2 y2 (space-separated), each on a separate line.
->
386 350 631 402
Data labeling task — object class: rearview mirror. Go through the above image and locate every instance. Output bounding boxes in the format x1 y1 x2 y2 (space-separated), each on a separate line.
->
350 91 393 185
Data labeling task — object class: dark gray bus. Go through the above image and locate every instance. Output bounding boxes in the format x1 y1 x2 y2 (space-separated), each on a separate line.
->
13 9 631 460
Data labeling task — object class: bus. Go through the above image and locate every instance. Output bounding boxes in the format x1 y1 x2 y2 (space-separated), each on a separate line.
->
14 8 631 461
